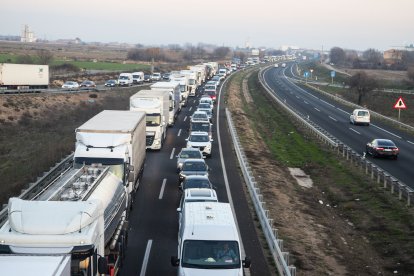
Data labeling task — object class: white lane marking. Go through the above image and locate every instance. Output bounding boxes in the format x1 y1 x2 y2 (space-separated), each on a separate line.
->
309 93 319 100
296 95 300 99
139 239 153 276
184 116 187 122
320 99 335 108
329 116 337 122
314 107 320 112
304 101 309 104
349 128 361 135
170 148 176 160
337 107 349 114
177 129 182 137
189 107 192 112
158 178 167 199
371 124 402 139
407 140 414 145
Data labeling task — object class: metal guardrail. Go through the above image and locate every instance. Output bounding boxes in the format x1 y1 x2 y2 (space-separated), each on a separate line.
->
0 153 74 226
226 109 296 276
259 66 414 205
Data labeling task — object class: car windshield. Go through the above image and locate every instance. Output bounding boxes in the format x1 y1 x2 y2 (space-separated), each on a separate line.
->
198 109 211 116
357 111 369 116
198 104 210 109
188 79 196 85
205 86 215 90
182 240 240 269
183 178 211 189
377 140 395 147
193 113 208 120
146 114 161 126
190 135 209 142
180 151 202 159
191 122 210 132
182 162 207 171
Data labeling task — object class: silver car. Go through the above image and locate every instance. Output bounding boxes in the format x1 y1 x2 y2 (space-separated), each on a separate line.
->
176 148 204 172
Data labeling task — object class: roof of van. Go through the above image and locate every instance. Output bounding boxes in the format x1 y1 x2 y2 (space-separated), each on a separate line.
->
182 202 239 241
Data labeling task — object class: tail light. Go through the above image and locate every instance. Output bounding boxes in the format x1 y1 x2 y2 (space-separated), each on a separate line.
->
375 147 384 151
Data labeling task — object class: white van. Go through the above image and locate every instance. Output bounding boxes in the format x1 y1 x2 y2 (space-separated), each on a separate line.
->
171 202 251 275
132 72 144 84
118 73 133 86
350 109 370 126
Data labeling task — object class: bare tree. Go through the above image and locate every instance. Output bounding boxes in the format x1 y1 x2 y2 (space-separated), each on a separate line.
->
362 48 383 68
330 47 346 65
16 54 33 64
213 47 230 59
37 49 54 65
348 71 378 105
407 66 414 82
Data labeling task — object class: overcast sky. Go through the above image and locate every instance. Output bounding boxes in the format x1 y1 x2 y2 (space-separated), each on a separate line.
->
1 0 413 51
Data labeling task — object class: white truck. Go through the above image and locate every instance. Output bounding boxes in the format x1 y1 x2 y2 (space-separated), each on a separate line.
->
150 81 181 126
180 70 198 97
207 62 219 75
132 71 145 84
0 63 49 90
171 202 251 275
130 90 169 150
75 110 147 199
118 72 133 86
188 66 204 86
170 73 189 107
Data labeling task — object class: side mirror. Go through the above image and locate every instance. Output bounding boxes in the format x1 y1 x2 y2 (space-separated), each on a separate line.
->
98 256 109 274
128 173 135 183
170 256 179 267
185 139 188 141
210 139 214 142
129 165 135 172
177 208 182 213
243 257 251 268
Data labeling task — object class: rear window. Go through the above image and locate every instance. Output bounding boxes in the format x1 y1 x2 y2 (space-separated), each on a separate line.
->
357 111 369 116
377 140 395 147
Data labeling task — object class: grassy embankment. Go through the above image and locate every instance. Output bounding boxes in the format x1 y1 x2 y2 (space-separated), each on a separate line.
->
0 88 139 205
227 68 414 273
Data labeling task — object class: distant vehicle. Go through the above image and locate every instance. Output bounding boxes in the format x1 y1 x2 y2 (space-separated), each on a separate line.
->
0 63 49 90
211 75 221 86
144 74 152 82
79 80 96 90
186 131 213 157
274 64 279 68
162 73 171 80
190 121 212 140
197 107 212 122
178 158 210 183
132 72 144 84
151 72 162 81
180 175 214 191
118 73 133 86
191 110 210 123
366 139 399 159
199 96 214 109
104 79 118 87
350 109 370 126
176 148 204 172
198 103 213 113
204 90 217 103
61 81 79 90
281 63 286 68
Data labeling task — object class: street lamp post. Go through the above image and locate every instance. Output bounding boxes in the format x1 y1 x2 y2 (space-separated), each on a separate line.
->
310 69 313 79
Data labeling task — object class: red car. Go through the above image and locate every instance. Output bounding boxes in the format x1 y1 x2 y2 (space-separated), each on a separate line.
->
366 139 399 159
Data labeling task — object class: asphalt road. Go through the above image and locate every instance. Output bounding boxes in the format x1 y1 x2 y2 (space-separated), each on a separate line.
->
262 64 414 188
120 77 271 275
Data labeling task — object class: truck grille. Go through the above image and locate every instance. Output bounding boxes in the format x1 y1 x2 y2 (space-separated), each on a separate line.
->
146 135 155 146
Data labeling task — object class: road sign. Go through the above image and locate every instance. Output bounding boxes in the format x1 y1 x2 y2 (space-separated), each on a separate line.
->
304 71 309 78
393 97 407 109
330 71 336 77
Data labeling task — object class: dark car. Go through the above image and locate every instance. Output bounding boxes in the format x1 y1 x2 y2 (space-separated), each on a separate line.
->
144 74 152 82
366 139 399 159
162 73 171 80
104 79 118 87
80 80 96 90
178 159 209 183
180 175 214 191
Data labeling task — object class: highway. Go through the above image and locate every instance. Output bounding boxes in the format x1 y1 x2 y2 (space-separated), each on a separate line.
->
262 64 414 188
120 78 271 275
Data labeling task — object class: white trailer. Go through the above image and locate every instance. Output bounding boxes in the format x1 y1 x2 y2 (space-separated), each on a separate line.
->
180 70 198 97
0 63 49 90
188 66 204 86
169 74 189 106
207 62 219 75
150 81 181 126
130 90 169 150
75 110 147 197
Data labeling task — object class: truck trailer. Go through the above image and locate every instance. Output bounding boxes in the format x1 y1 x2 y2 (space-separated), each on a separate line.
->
0 63 49 90
130 90 169 150
150 81 181 126
75 110 147 200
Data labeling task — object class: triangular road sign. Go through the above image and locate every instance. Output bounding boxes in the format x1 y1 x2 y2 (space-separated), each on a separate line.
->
393 97 407 109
